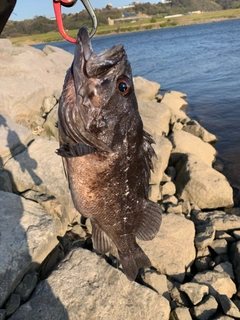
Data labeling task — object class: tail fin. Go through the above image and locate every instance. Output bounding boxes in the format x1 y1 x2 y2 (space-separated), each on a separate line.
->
118 244 151 281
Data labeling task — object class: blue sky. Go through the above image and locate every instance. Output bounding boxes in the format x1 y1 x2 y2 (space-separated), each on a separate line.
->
10 0 158 21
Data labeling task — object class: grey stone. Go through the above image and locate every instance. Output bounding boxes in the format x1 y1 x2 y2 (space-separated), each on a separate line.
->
214 262 235 280
140 214 195 283
193 270 236 299
175 154 233 209
43 105 59 140
191 295 218 320
215 231 234 242
213 315 235 320
5 294 21 316
169 130 216 166
9 248 170 320
162 195 178 206
170 307 192 320
149 136 172 202
194 210 240 232
0 170 12 192
210 239 228 254
230 241 240 294
161 181 176 196
180 282 209 305
14 272 38 302
195 256 213 273
232 230 240 240
218 294 240 318
166 204 182 214
169 286 191 308
142 272 170 301
180 200 191 216
0 191 58 308
0 115 34 163
195 224 215 250
183 119 217 143
133 76 160 100
41 96 57 117
4 138 77 233
161 92 188 121
166 166 176 180
169 90 187 99
0 310 6 320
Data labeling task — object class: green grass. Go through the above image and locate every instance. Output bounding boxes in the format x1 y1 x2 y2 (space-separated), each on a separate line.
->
9 8 240 45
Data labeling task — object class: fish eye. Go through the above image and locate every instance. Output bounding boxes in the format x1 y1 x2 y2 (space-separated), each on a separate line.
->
116 78 131 96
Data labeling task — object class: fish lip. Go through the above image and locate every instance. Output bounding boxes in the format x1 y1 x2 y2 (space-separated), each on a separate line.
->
76 27 93 62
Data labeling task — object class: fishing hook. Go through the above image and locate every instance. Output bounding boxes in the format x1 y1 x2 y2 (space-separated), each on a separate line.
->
53 0 97 43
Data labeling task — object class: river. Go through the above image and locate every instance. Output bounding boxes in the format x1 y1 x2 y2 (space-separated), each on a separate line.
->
34 19 240 204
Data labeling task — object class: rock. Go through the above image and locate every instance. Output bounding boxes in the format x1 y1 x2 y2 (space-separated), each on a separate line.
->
41 96 57 117
4 138 76 233
0 43 72 126
161 181 176 196
43 105 59 140
193 270 236 299
191 295 218 320
0 310 6 320
166 166 176 180
162 195 178 206
169 285 191 308
14 272 38 302
161 92 188 120
214 262 235 280
169 90 187 99
139 99 171 137
0 115 34 163
0 170 13 192
230 241 240 294
179 282 209 305
133 76 160 100
180 199 191 216
0 39 13 58
195 224 215 250
193 210 240 231
209 239 228 254
149 136 172 202
215 231 234 242
218 294 240 318
175 154 233 209
142 272 170 300
213 315 236 320
0 191 58 308
183 119 217 143
9 248 170 320
170 307 192 320
166 204 182 214
5 294 21 316
169 130 216 166
140 214 195 283
195 256 213 272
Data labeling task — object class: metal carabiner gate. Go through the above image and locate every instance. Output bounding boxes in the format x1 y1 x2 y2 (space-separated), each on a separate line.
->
53 0 97 43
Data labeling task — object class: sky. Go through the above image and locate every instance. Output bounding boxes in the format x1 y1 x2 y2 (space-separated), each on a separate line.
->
10 0 158 21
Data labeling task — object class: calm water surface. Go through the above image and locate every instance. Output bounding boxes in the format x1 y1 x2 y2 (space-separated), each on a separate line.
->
35 19 240 200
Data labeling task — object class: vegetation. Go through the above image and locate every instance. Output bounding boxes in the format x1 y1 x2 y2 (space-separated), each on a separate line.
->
2 1 240 44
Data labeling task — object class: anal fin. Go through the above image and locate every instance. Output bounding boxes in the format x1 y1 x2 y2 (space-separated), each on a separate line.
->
91 220 112 254
135 200 162 241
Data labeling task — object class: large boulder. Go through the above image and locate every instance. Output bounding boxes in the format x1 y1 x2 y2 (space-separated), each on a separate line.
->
4 137 76 234
0 191 58 308
0 41 72 126
133 76 160 100
161 92 188 120
9 248 170 320
169 130 216 166
139 99 171 137
140 213 196 283
175 154 233 209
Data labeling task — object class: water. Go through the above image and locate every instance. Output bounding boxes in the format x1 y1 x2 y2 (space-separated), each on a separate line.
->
34 19 240 196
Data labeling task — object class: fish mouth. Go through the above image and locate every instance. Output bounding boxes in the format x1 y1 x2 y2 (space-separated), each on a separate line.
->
74 27 126 78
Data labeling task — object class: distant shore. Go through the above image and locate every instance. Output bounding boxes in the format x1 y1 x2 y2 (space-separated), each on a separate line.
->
8 8 240 45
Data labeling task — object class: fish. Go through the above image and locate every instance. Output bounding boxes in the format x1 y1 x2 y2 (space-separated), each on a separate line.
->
57 27 162 281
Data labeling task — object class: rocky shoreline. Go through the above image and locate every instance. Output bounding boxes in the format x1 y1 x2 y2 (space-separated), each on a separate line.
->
0 39 240 320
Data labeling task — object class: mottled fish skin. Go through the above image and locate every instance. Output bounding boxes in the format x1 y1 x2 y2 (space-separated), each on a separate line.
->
57 27 162 281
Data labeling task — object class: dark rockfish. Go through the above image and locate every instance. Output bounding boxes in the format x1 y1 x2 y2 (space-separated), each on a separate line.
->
57 27 162 281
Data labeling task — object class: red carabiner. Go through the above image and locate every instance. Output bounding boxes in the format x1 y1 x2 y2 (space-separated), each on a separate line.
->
53 0 97 43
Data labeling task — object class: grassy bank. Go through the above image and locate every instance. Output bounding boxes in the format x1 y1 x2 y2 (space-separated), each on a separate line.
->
9 8 240 45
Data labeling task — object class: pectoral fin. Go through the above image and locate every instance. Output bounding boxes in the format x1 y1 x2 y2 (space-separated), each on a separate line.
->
135 200 162 241
91 220 112 254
